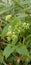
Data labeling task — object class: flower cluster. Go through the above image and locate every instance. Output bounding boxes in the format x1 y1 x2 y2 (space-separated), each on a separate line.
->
22 22 30 29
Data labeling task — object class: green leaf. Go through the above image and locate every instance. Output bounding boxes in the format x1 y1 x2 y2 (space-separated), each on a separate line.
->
0 7 10 15
3 44 15 58
1 24 8 38
0 51 3 63
16 44 29 57
0 56 3 63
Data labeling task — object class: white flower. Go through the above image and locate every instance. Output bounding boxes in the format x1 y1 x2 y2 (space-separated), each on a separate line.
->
7 37 11 41
7 31 12 36
13 32 15 34
12 34 17 39
6 15 12 21
8 26 12 31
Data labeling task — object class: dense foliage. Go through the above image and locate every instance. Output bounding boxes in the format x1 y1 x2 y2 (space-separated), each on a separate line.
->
0 0 31 65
